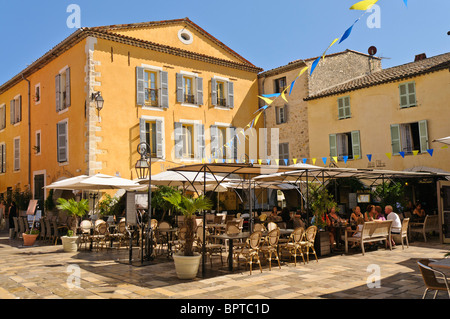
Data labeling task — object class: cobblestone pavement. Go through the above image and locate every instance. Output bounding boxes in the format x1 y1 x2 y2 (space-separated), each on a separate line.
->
0 230 449 300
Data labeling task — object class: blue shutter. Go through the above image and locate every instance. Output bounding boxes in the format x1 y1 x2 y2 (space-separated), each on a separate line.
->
210 125 219 159
195 124 205 160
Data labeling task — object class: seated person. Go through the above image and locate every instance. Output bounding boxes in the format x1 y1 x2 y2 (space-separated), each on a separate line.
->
350 206 363 225
412 202 426 222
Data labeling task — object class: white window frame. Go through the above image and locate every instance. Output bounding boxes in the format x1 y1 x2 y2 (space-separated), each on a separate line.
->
57 118 69 165
13 136 20 171
179 119 201 162
140 115 165 161
276 105 287 124
35 83 41 105
57 66 70 114
12 95 21 125
35 130 41 156
141 64 164 111
180 71 200 108
0 103 5 131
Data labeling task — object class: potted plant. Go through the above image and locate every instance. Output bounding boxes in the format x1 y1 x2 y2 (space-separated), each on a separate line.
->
56 198 89 252
23 227 39 246
163 192 213 279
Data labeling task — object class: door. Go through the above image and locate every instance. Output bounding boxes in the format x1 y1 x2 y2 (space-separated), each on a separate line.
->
34 174 45 209
437 180 450 243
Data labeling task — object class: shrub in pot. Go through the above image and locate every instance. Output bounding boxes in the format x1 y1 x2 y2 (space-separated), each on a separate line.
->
23 228 39 246
163 192 213 279
56 198 89 252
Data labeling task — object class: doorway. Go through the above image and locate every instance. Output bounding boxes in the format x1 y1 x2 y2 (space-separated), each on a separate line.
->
437 180 450 244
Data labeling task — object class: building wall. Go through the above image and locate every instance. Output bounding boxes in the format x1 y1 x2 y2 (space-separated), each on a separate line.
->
307 70 450 172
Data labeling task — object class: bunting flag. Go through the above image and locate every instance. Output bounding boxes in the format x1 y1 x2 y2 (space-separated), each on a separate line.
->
350 0 379 10
258 159 262 165
275 159 280 165
322 38 339 60
332 156 338 163
403 0 408 7
254 111 263 126
322 157 327 165
343 155 349 163
289 81 296 96
366 154 372 162
427 149 434 156
354 155 360 160
385 153 392 159
312 158 317 165
261 93 281 98
266 159 271 165
442 145 449 149
258 96 275 105
293 158 298 164
281 87 288 103
310 56 322 76
284 159 288 166
299 66 309 77
399 151 405 158
413 150 419 156
302 158 307 164
339 18 361 44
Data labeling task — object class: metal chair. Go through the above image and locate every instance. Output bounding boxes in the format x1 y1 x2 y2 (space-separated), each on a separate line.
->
234 231 263 275
417 259 450 299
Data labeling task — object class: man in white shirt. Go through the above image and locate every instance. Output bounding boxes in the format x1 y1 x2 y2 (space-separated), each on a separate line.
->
386 204 402 234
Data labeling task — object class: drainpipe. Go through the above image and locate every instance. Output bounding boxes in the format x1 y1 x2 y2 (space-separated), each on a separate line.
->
21 74 31 188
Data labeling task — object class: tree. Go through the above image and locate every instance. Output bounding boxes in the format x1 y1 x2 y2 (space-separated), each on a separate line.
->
308 183 338 229
371 181 406 211
151 186 180 222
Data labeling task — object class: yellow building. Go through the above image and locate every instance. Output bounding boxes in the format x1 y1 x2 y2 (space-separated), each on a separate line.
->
0 18 262 206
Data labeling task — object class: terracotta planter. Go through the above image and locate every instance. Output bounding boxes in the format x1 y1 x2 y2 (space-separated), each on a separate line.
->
173 253 202 279
23 233 38 246
61 236 79 252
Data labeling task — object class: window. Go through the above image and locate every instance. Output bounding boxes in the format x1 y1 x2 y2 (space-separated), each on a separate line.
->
13 137 20 171
35 83 41 104
0 143 5 173
329 131 361 160
211 77 234 108
276 105 288 124
55 68 71 112
399 81 416 108
0 104 5 130
279 143 289 165
35 131 41 155
174 122 205 160
10 96 22 124
390 120 428 155
210 125 236 160
176 73 203 106
338 96 351 119
274 77 287 94
139 118 164 159
178 29 193 45
136 67 168 108
57 120 68 163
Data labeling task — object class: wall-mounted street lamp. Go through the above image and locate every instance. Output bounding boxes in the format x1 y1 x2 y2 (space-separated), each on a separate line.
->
91 91 104 118
135 142 153 262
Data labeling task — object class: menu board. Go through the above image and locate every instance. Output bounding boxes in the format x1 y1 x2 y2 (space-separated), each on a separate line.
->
26 200 38 215
126 192 137 226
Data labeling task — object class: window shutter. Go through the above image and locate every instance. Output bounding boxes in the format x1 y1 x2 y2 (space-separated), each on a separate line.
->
418 120 429 153
275 107 280 124
55 74 61 112
18 96 22 122
225 127 236 160
196 77 203 105
390 124 401 155
284 104 289 123
156 120 163 158
338 98 344 119
65 68 71 108
195 124 205 160
176 73 184 103
211 78 217 106
210 125 219 159
14 138 20 171
351 130 361 158
136 67 145 106
399 82 416 108
139 118 146 145
160 71 169 108
227 81 234 108
10 100 14 124
344 97 351 118
329 134 337 157
174 122 183 159
57 122 67 162
408 82 416 106
0 105 5 129
1 144 5 173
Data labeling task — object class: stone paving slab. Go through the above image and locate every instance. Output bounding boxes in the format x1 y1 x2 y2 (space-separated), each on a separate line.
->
0 231 449 300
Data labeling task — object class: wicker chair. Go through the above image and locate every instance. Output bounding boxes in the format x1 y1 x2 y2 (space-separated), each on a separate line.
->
253 223 266 232
38 218 46 242
156 221 171 254
280 227 306 266
79 220 93 250
92 221 109 251
300 226 318 263
260 228 281 271
234 231 263 275
392 218 410 249
214 215 223 224
45 218 53 243
267 222 278 231
417 259 450 299
195 227 224 267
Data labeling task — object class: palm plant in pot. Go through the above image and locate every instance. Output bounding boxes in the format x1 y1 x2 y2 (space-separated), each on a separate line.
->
163 192 213 279
56 198 89 252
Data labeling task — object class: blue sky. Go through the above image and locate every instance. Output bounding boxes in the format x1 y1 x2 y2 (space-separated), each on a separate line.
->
0 0 449 85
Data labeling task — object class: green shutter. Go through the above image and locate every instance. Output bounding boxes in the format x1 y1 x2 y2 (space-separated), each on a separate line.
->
136 67 145 106
329 134 337 157
344 97 351 118
418 120 429 153
399 82 416 108
351 130 361 158
390 124 401 155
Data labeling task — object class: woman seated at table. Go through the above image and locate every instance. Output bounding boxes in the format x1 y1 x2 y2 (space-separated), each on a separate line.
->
412 202 426 222
364 205 377 222
375 205 386 221
280 207 293 228
350 206 363 225
327 207 347 247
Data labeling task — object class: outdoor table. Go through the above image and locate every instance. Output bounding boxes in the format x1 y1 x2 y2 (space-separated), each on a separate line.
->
156 227 178 258
429 258 450 273
208 232 251 271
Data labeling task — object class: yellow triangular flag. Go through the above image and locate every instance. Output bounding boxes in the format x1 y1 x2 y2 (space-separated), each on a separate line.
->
312 158 317 165
350 0 378 11
275 159 279 165
258 96 274 105
332 156 338 163
354 155 360 160
299 66 308 77
281 87 288 103
322 38 339 60
202 158 206 163
214 158 218 163
413 150 419 156
254 111 263 126
385 153 392 159
228 159 233 163
293 158 298 164
258 159 262 165
442 145 448 149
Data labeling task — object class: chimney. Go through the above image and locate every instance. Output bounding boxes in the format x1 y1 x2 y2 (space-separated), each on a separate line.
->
414 53 427 62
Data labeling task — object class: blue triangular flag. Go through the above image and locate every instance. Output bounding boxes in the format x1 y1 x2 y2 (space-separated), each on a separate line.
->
343 155 348 163
403 0 407 6
289 81 296 96
250 159 255 164
310 57 321 75
367 154 372 162
302 158 307 164
427 149 434 156
399 151 405 158
261 93 281 98
322 157 327 165
284 159 288 166
266 159 271 165
339 19 360 44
